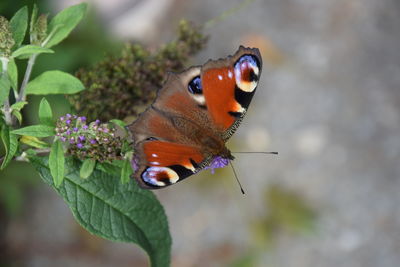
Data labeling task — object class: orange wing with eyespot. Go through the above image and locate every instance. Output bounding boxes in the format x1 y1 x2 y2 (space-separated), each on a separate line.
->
132 140 205 188
201 46 262 139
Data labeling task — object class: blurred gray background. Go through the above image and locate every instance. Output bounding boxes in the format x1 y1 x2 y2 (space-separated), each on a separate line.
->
2 0 400 266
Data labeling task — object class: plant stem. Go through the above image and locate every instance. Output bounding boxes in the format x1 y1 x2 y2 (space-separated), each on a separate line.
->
1 148 51 164
17 54 38 102
0 57 12 125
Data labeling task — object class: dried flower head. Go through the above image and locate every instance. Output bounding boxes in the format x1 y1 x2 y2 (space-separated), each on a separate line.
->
0 16 15 57
31 14 48 45
69 20 208 121
55 114 123 162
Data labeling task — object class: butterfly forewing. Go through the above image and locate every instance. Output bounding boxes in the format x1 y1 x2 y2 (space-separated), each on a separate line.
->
201 46 262 140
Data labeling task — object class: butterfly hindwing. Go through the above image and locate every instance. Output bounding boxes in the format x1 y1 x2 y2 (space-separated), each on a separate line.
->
132 140 206 188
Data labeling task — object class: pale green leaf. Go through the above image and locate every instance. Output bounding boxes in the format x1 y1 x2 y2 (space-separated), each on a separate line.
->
120 158 133 184
12 45 54 58
1 125 19 169
10 101 27 111
38 98 53 126
11 110 22 124
29 4 38 37
0 74 11 105
7 59 18 90
45 3 87 48
110 119 128 133
80 159 96 179
11 124 55 137
25 70 85 95
9 6 28 47
49 140 65 187
20 135 49 148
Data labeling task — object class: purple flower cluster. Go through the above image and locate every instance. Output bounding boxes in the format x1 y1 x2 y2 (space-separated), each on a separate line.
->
55 114 122 162
204 156 230 174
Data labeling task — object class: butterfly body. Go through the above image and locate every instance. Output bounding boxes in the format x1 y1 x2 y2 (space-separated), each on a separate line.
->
127 46 262 189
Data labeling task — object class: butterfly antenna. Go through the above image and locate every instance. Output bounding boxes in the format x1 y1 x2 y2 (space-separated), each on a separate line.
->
229 161 245 195
232 151 279 155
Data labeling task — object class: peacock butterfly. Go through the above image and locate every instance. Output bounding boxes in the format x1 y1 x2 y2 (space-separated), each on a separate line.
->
127 46 262 189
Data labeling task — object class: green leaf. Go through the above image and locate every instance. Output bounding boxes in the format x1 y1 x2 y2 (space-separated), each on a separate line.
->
7 59 18 90
1 125 19 170
110 119 127 128
30 156 171 267
25 70 85 95
110 119 128 133
11 110 22 124
38 98 53 126
45 3 87 48
111 159 124 168
10 101 27 111
49 140 65 187
20 135 48 148
11 124 55 137
29 4 38 37
96 162 121 177
80 159 96 179
0 74 11 105
12 45 54 58
120 158 133 184
10 102 26 123
9 6 28 48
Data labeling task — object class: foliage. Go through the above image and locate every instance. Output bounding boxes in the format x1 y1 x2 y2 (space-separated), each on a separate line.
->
0 3 207 266
30 155 171 267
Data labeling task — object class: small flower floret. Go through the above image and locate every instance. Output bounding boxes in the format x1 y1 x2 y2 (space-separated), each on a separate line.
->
204 156 230 174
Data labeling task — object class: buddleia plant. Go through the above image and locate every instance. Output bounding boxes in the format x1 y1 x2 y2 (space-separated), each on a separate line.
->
1 3 208 266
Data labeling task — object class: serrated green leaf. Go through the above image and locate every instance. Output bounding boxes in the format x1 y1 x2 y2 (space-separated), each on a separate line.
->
9 6 28 48
45 3 87 48
1 125 18 169
111 159 124 168
11 110 22 124
7 59 18 90
38 97 53 126
0 74 11 105
10 101 27 111
120 158 133 184
96 160 125 177
25 70 85 95
96 162 121 177
49 140 65 187
30 156 171 267
20 135 48 148
11 124 55 137
80 159 96 179
12 45 54 58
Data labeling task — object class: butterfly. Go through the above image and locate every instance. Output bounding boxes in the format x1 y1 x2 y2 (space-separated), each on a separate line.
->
127 46 262 189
